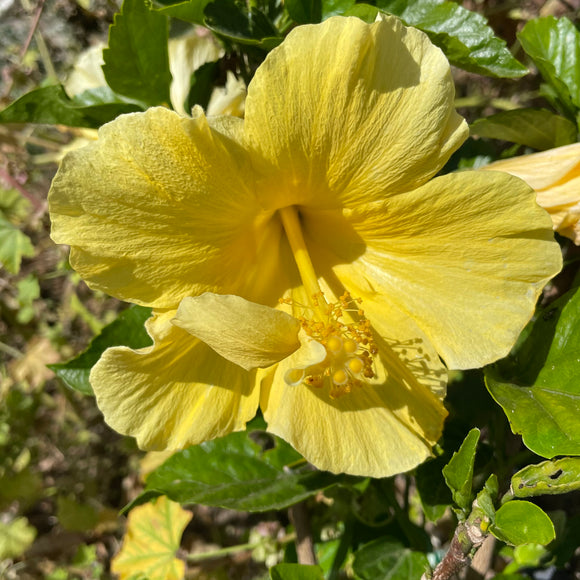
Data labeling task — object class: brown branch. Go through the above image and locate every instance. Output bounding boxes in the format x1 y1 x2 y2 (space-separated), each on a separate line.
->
423 520 487 580
288 502 317 566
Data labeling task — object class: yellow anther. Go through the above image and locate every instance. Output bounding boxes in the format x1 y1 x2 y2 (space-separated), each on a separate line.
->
343 339 358 354
305 375 323 388
347 357 364 375
285 368 305 386
332 369 348 385
326 335 343 354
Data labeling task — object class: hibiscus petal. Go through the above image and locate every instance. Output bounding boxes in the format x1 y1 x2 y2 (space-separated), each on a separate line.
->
90 310 259 450
173 293 301 371
260 328 447 478
483 143 580 192
317 171 562 369
244 15 467 211
49 106 281 309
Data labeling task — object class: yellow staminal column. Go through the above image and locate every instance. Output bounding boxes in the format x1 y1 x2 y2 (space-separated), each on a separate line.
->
279 205 326 315
279 206 376 397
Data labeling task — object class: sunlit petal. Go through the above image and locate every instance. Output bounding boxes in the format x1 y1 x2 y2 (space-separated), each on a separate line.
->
91 310 259 450
244 15 467 211
173 293 300 370
305 171 562 369
49 107 282 309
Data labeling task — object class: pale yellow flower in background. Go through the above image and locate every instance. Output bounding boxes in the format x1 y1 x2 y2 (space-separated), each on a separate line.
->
483 143 580 244
64 31 245 117
48 16 562 477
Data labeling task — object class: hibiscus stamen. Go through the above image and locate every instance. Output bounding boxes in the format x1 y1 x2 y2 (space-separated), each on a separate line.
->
278 205 378 397
282 291 376 398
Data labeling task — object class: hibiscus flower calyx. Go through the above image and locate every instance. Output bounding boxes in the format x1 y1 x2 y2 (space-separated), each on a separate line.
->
281 292 377 399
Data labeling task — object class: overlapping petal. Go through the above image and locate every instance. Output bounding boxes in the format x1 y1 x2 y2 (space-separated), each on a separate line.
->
173 293 300 370
91 310 260 450
49 107 283 309
244 15 468 212
303 171 562 369
483 144 580 244
261 328 447 478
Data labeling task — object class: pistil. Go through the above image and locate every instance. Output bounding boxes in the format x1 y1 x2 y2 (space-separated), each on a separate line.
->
279 206 326 318
279 206 377 397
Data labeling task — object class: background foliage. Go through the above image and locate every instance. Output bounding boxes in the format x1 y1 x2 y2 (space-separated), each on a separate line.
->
0 0 579 578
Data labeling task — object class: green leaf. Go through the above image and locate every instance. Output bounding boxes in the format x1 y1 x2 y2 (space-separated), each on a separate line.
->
0 85 91 127
57 496 99 532
485 287 580 458
470 109 577 151
126 431 350 513
352 537 429 580
186 60 220 112
415 457 452 522
285 0 322 24
50 305 152 395
475 473 498 524
518 17 580 117
490 501 555 546
152 0 212 24
442 428 480 513
71 87 143 124
0 85 141 128
511 458 580 498
103 0 172 106
16 274 40 324
204 0 281 50
343 3 378 22
0 215 34 274
0 517 36 560
376 0 527 78
321 0 355 19
270 563 325 580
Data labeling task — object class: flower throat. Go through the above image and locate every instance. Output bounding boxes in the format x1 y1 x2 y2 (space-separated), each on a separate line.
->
279 206 377 398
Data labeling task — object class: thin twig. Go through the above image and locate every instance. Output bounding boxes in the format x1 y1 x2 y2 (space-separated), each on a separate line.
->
1 0 48 100
288 501 317 566
0 166 45 214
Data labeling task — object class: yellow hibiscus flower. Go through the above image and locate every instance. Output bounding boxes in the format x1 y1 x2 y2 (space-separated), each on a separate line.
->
483 143 580 244
48 15 562 477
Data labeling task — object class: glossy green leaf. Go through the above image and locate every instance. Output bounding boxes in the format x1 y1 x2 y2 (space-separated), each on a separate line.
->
152 0 212 24
103 0 172 106
0 85 142 128
376 0 527 78
470 109 577 151
50 305 152 395
0 86 91 127
490 501 555 546
442 428 480 512
343 3 378 22
415 457 452 522
204 0 281 50
286 0 321 24
186 60 220 112
71 86 143 124
270 564 325 580
485 287 580 458
321 0 355 19
518 17 580 117
126 431 349 513
475 474 498 523
0 215 34 274
511 458 580 498
352 537 429 580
